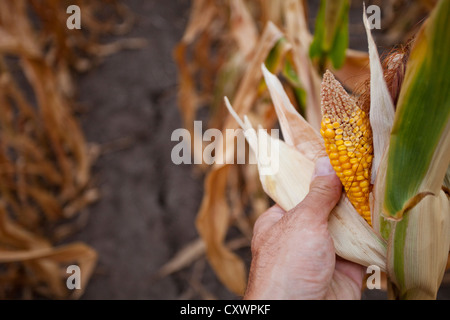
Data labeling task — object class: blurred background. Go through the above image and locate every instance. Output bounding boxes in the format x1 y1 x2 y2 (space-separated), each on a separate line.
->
0 0 448 299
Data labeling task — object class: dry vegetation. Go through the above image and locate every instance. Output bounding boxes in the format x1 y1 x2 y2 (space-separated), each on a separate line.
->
166 0 448 298
0 0 143 299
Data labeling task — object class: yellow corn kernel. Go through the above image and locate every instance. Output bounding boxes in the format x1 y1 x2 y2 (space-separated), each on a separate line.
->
320 70 373 225
352 192 363 198
328 144 337 152
341 163 352 170
343 169 353 176
329 152 339 159
324 128 335 138
331 160 340 166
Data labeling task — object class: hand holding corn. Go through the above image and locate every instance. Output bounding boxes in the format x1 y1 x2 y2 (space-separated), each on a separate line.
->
244 157 364 300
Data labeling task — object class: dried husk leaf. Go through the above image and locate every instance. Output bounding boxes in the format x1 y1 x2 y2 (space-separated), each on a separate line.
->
363 6 395 185
261 64 325 161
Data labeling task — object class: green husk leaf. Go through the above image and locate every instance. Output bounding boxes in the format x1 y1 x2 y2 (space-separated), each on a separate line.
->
387 191 450 299
443 165 450 190
383 0 450 219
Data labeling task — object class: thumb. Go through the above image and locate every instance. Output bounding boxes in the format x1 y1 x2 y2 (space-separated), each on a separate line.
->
292 156 342 223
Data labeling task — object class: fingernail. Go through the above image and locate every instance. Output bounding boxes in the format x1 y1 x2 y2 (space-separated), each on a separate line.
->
312 156 335 178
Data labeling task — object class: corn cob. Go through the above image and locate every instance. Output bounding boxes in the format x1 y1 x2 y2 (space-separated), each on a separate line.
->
320 70 373 225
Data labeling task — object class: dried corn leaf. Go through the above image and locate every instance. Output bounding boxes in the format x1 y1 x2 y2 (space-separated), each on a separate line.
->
0 0 137 299
195 22 284 296
283 0 322 130
0 243 97 299
196 166 247 295
230 0 258 59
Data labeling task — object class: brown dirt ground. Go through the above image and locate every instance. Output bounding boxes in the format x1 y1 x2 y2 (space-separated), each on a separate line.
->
70 0 450 300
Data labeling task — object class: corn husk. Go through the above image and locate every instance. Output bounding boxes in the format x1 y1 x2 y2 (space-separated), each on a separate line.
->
363 7 395 187
387 191 450 299
225 66 387 270
383 0 450 220
379 0 450 299
175 0 449 299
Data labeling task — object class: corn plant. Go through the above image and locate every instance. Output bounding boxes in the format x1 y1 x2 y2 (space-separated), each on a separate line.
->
225 0 450 299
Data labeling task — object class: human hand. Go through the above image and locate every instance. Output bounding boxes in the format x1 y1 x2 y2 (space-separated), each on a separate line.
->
244 157 364 300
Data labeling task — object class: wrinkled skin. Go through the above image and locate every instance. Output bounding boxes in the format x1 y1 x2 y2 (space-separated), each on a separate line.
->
244 158 364 300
